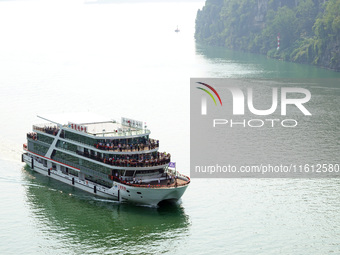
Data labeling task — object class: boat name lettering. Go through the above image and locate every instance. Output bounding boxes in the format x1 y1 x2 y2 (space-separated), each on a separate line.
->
68 122 87 133
118 185 126 191
121 117 144 129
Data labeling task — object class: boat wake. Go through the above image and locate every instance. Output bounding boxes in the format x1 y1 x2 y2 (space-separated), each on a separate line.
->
92 197 120 203
0 174 45 188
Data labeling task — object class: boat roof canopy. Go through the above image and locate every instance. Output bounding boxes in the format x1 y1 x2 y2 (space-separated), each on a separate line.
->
37 112 147 136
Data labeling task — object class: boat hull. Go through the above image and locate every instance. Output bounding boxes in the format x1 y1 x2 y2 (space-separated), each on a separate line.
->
22 153 188 206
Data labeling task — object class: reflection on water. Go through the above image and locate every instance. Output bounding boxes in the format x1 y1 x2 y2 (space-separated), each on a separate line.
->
23 167 190 254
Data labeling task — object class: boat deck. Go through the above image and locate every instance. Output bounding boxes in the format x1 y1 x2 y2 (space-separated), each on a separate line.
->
112 175 190 189
147 178 188 188
84 121 138 135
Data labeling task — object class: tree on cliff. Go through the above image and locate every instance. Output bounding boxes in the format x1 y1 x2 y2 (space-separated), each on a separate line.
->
195 0 340 71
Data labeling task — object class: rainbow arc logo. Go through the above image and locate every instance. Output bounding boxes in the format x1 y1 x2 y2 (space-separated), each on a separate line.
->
196 82 222 115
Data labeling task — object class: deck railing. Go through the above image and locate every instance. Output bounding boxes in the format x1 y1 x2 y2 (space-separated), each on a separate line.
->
109 174 190 189
94 138 159 152
63 125 151 137
33 125 59 136
76 150 171 168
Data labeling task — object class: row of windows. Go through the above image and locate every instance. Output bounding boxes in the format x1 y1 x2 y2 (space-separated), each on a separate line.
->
81 158 111 175
69 169 79 177
56 140 78 153
28 140 49 156
64 130 149 146
54 150 79 165
61 167 111 188
37 133 54 144
85 175 112 188
101 151 157 160
53 150 112 176
64 131 96 146
96 136 149 145
60 133 156 159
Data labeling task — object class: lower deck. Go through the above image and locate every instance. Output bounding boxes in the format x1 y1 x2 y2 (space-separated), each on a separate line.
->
114 176 189 188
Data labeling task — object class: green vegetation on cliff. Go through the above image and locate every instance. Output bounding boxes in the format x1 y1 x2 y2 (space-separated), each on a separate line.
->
195 0 340 71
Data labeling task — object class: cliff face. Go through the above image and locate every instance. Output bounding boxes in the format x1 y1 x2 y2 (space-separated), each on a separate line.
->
195 0 340 71
254 0 267 23
318 36 340 70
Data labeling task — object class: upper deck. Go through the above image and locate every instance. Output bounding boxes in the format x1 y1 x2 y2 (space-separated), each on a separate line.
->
85 121 149 137
35 114 150 138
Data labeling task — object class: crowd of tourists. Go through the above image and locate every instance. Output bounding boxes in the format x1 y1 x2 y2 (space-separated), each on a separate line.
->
27 132 37 140
34 125 60 136
94 139 159 152
77 150 170 167
109 172 186 188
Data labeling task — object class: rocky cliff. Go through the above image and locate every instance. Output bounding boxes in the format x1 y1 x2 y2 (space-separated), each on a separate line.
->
195 0 340 71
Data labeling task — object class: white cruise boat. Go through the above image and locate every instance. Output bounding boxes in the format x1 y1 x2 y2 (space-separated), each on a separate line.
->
22 114 190 206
